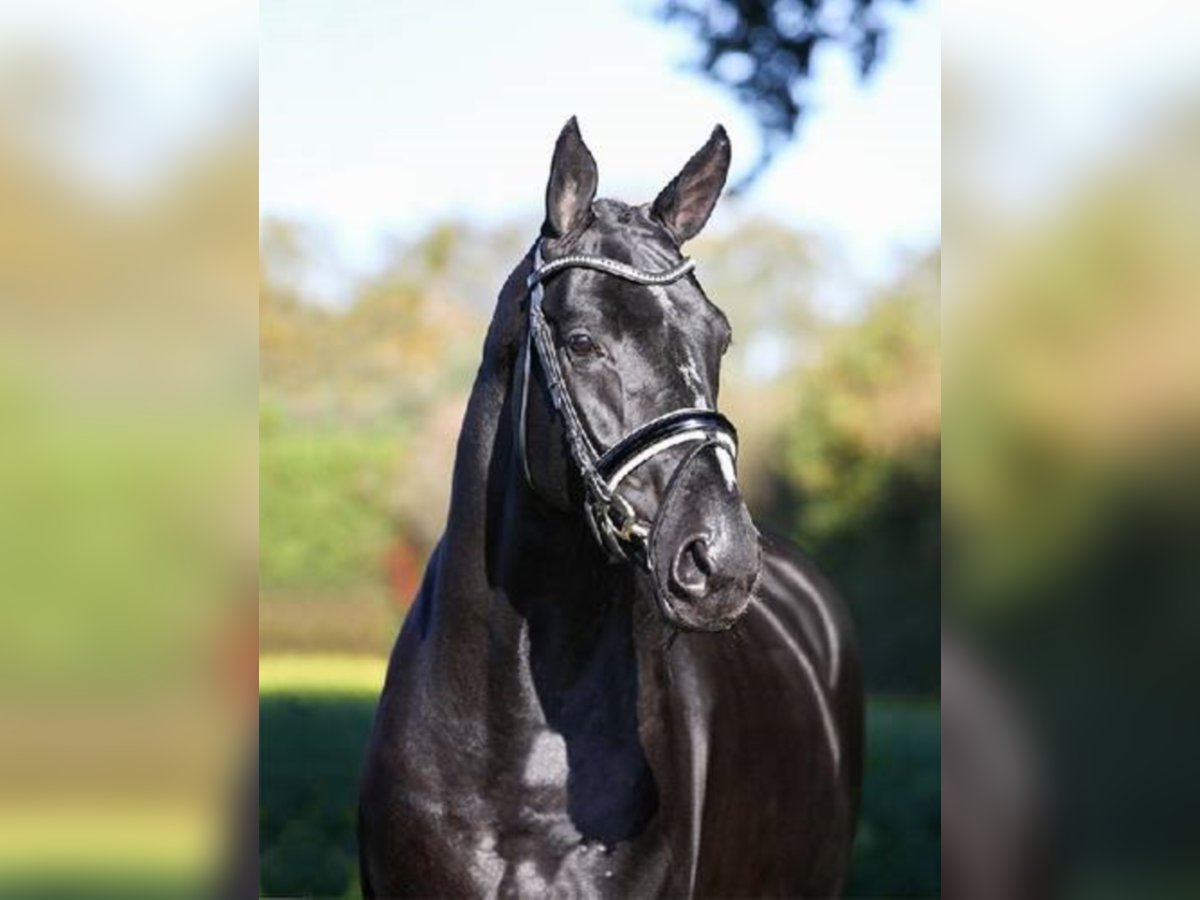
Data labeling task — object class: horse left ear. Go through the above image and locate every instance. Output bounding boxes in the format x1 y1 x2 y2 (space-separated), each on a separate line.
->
652 125 731 244
543 116 599 239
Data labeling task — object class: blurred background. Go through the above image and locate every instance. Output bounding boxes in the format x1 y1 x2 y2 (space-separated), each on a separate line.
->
0 1 256 898
260 0 939 897
943 2 1200 896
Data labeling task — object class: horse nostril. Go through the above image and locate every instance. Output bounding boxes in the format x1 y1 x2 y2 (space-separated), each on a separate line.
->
690 538 713 577
671 536 712 600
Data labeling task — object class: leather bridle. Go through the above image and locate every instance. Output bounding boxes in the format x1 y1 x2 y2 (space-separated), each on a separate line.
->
518 240 739 566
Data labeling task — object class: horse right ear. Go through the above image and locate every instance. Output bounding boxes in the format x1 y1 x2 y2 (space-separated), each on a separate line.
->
651 125 731 244
543 116 598 239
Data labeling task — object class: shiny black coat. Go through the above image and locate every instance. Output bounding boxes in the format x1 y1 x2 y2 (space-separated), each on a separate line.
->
358 246 862 898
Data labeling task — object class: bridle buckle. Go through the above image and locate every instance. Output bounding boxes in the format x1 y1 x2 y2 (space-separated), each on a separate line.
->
587 494 649 566
606 494 640 543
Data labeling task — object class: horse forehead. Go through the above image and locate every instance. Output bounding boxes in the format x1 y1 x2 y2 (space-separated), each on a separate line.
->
579 200 678 268
556 203 715 338
595 285 713 363
621 314 708 392
554 269 706 335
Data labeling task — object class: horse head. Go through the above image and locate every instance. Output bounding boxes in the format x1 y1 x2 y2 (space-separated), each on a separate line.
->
516 117 761 632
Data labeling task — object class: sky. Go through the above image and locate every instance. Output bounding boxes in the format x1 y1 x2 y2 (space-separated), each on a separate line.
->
944 0 1200 220
259 0 941 301
0 0 256 193
6 0 1195 304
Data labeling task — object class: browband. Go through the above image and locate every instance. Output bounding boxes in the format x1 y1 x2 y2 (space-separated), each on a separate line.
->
528 253 696 289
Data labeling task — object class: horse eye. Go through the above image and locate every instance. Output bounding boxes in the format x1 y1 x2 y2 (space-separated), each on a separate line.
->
566 332 599 357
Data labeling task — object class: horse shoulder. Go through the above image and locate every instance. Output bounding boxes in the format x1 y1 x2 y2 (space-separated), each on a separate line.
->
749 528 865 842
753 529 858 696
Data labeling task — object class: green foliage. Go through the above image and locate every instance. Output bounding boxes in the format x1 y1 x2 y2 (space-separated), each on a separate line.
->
260 694 374 899
0 376 243 692
773 256 941 693
782 255 939 544
941 105 1200 890
946 143 1200 623
260 217 489 433
848 700 941 898
260 430 405 591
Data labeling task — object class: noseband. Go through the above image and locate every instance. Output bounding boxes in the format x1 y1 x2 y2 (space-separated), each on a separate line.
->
518 240 739 565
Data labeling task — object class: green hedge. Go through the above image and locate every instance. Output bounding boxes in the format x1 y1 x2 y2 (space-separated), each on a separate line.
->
260 432 404 591
847 699 941 897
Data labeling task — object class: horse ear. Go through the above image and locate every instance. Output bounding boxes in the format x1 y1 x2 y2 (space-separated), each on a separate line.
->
543 116 598 239
652 125 731 244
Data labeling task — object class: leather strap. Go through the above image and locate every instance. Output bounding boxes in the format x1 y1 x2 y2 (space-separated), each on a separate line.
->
518 240 738 565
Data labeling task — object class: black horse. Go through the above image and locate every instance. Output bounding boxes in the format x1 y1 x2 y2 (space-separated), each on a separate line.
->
359 119 862 898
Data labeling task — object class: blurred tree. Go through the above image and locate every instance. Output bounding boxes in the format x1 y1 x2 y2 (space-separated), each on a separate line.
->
775 249 940 693
692 217 825 374
941 102 1200 888
656 0 915 187
260 216 486 431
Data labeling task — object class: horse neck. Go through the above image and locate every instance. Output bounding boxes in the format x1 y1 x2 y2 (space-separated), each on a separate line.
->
420 251 591 659
425 254 653 719
415 256 682 849
433 359 625 654
422 281 521 653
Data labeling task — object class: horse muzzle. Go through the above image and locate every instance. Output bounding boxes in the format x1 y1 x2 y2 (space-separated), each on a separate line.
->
647 441 761 631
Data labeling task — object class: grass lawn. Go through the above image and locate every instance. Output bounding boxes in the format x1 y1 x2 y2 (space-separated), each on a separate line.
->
259 656 385 899
259 654 388 697
260 655 939 899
